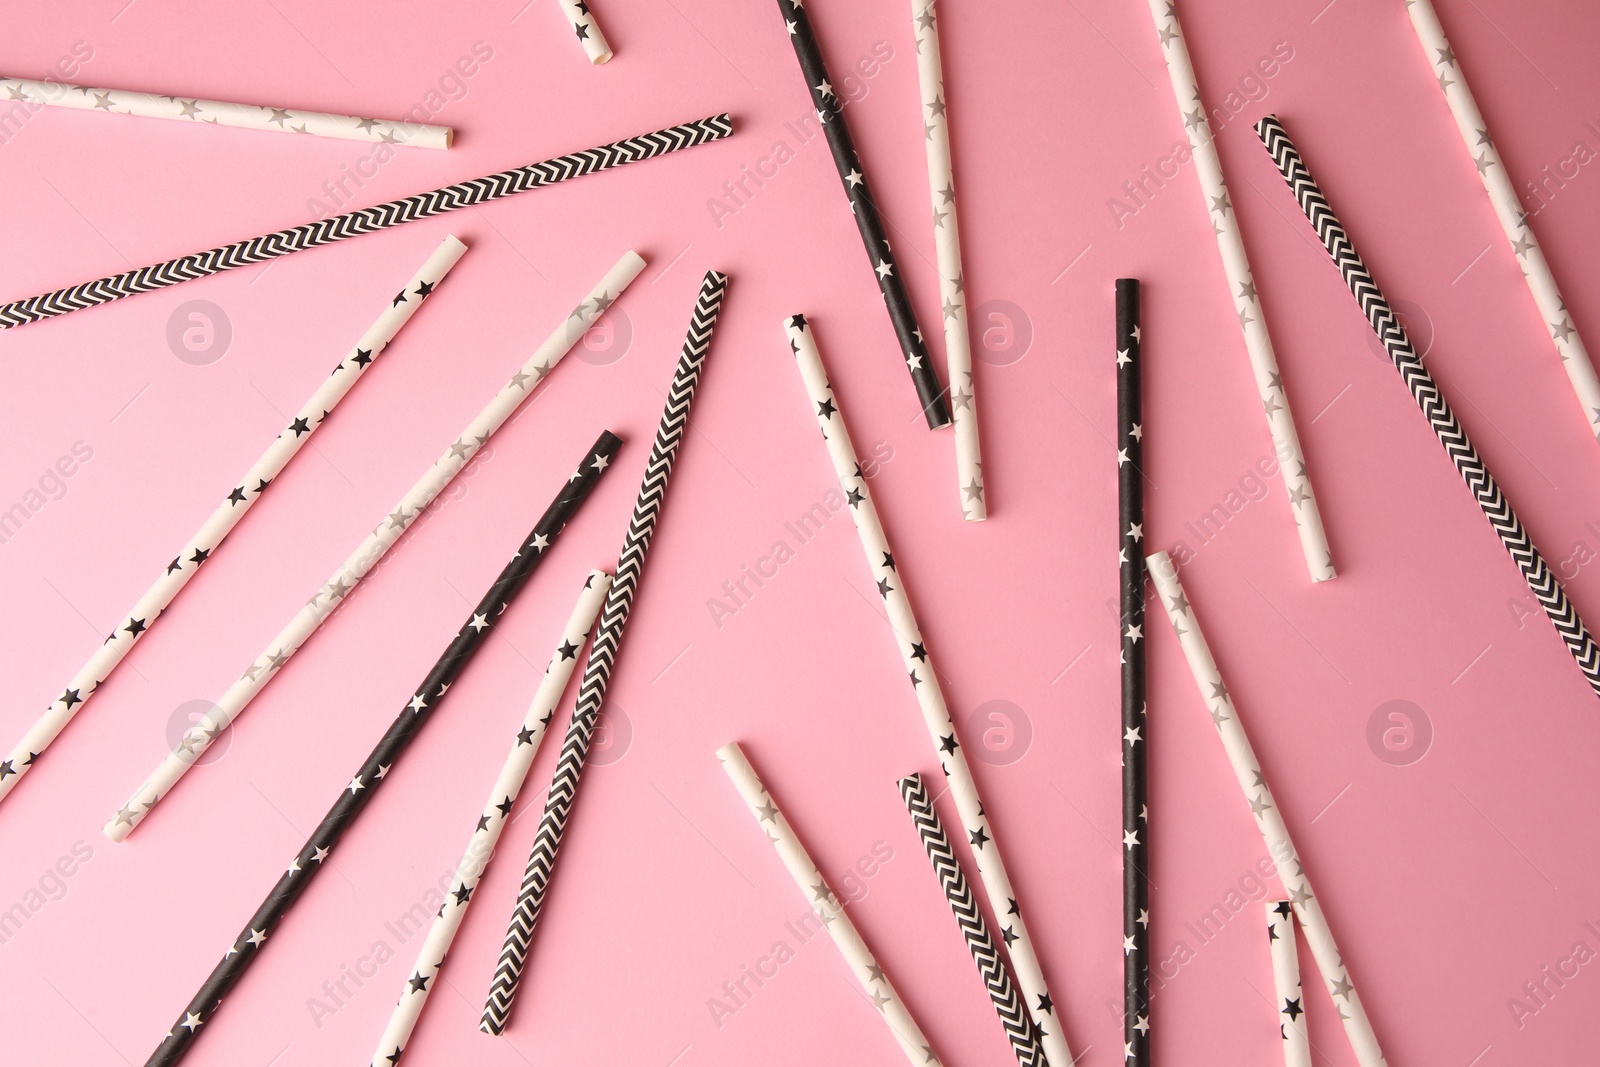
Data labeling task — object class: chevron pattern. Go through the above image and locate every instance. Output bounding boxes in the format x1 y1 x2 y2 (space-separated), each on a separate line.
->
1256 115 1600 698
899 774 1046 1067
0 115 732 329
481 270 728 1035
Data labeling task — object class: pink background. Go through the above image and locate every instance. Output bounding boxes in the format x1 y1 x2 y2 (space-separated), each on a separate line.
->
2 0 1599 1063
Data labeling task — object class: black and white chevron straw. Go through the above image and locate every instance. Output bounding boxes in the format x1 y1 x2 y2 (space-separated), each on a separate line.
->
898 774 1046 1067
1117 278 1150 1065
1255 115 1600 699
772 0 950 429
0 115 731 329
142 430 621 1067
481 270 728 1034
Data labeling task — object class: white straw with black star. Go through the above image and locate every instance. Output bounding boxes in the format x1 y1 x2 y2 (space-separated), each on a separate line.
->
0 114 730 329
1266 900 1311 1067
481 270 727 1034
1146 550 1386 1067
0 76 452 147
1405 0 1600 445
1256 114 1600 698
557 0 613 64
142 431 620 1067
1144 0 1334 583
773 0 950 430
721 743 942 1066
369 569 610 1067
0 235 466 807
898 773 1043 1066
103 252 647 841
912 0 984 518
784 315 1072 1067
1117 279 1149 1066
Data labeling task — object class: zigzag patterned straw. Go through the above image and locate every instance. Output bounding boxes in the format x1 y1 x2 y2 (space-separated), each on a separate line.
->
481 269 728 1034
103 252 649 840
1405 0 1600 445
783 315 1072 1067
0 114 730 329
1146 549 1386 1067
1144 0 1334 583
369 570 611 1067
898 773 1044 1067
0 235 465 807
143 432 620 1067
1255 115 1600 698
1266 901 1311 1067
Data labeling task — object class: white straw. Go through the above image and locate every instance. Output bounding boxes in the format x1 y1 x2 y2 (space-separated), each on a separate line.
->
718 742 942 1067
1266 901 1311 1067
369 570 610 1067
102 251 646 841
558 0 614 65
0 77 451 148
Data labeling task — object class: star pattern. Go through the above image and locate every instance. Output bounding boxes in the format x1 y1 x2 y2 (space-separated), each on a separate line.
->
775 0 949 429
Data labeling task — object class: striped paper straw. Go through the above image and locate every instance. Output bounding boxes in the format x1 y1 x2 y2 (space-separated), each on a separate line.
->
557 0 614 64
1144 0 1335 583
721 744 942 1066
772 0 951 429
103 251 648 841
369 569 611 1067
1266 901 1311 1067
142 431 620 1067
1147 550 1386 1067
898 773 1043 1066
0 114 730 329
1256 114 1600 698
912 0 985 518
0 234 465 807
0 76 452 147
481 270 728 1034
783 315 1072 1067
1405 0 1600 445
1117 278 1149 1067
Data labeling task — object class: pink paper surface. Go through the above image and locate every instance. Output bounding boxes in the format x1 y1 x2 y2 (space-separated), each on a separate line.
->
2 1 1598 1064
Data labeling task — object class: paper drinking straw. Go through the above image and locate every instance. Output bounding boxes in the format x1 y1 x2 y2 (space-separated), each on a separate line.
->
1405 0 1600 445
1116 278 1149 1067
898 773 1043 1067
0 235 466 807
0 114 731 329
719 744 942 1067
911 0 984 516
1256 115 1600 698
1143 1 1334 583
481 270 728 1034
772 0 951 430
0 76 452 148
783 315 1072 1067
369 569 610 1067
1146 550 1386 1066
556 0 614 64
142 431 620 1067
1266 901 1311 1067
103 252 648 841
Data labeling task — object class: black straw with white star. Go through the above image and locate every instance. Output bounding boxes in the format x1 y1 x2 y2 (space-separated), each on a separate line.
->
142 430 620 1067
1117 279 1150 1066
0 114 731 329
773 0 950 429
